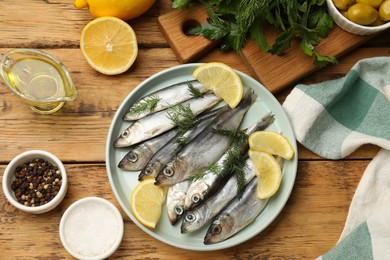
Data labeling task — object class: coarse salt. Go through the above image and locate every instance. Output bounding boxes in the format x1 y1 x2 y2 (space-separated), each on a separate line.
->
60 197 123 259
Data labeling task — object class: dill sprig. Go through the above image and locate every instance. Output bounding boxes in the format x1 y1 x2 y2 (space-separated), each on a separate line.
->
221 146 248 196
172 135 190 156
166 103 197 135
128 95 161 116
189 164 222 181
187 82 204 98
209 128 250 195
212 128 248 146
188 145 248 195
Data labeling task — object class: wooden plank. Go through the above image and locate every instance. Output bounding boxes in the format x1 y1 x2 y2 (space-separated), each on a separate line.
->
0 161 367 258
0 48 247 163
0 48 387 163
0 0 173 48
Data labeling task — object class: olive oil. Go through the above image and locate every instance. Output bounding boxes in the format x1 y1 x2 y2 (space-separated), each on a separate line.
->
8 58 66 101
0 49 76 114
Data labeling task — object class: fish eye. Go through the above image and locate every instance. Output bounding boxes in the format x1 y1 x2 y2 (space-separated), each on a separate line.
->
185 213 196 222
163 166 174 177
121 130 129 138
191 194 200 204
174 206 184 216
145 167 152 175
128 152 138 163
211 224 222 235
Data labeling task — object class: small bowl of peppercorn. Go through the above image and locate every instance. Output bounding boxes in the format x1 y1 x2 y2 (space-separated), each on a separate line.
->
2 150 68 214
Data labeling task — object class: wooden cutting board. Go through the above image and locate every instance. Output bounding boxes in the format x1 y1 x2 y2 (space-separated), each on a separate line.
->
157 3 374 93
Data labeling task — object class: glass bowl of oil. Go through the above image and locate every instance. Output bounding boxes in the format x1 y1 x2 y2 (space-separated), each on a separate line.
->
0 49 77 114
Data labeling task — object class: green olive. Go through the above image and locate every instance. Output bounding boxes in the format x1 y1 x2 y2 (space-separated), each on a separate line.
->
370 15 385 25
379 0 390 21
356 0 384 9
340 10 349 18
347 3 379 25
333 0 354 10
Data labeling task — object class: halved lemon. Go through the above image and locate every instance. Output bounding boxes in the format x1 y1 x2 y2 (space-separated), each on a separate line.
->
249 131 295 160
130 179 167 229
192 62 243 109
80 17 138 75
249 150 282 199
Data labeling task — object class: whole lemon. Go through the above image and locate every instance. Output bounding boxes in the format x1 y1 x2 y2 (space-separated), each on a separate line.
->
74 0 157 20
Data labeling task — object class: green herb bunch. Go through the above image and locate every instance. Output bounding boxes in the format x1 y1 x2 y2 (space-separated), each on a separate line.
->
172 0 337 67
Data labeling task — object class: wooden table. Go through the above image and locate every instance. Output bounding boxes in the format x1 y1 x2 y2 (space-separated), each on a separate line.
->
0 1 388 259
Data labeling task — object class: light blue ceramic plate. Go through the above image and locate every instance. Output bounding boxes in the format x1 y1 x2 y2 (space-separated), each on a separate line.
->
106 64 298 251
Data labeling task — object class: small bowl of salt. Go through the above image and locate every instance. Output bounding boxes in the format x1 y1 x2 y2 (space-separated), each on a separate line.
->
59 197 124 259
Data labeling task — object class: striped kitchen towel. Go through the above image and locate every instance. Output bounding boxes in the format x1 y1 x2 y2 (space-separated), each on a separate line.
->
318 148 390 260
282 57 390 259
282 57 390 159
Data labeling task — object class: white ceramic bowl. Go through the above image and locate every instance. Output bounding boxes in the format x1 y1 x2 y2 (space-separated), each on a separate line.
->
59 197 124 260
326 0 390 35
2 150 68 214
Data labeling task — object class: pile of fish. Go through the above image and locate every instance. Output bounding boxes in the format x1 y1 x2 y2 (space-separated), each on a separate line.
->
113 80 276 244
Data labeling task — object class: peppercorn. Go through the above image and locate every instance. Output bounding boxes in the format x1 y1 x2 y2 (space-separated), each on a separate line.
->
11 158 62 207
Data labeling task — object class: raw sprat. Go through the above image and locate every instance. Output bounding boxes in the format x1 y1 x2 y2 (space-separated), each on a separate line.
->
114 93 221 148
123 80 208 121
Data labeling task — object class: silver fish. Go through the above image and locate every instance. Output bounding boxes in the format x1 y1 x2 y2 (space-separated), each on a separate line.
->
180 159 256 234
124 80 208 121
183 113 275 210
155 90 255 186
114 93 221 148
118 128 178 171
166 180 192 225
138 107 226 181
204 177 268 244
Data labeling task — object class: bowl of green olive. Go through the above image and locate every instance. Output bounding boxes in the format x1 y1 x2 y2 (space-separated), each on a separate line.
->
327 0 390 35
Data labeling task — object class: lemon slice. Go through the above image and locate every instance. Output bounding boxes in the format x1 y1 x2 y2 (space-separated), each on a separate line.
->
249 131 295 160
192 62 244 108
130 179 167 229
249 150 282 199
80 17 138 75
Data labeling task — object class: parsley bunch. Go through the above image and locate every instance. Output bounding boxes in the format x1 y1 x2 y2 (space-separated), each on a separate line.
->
172 0 337 67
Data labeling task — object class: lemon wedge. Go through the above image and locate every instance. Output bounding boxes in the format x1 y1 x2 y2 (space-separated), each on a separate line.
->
130 179 167 229
192 62 244 109
80 17 138 75
249 131 295 160
249 150 282 199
